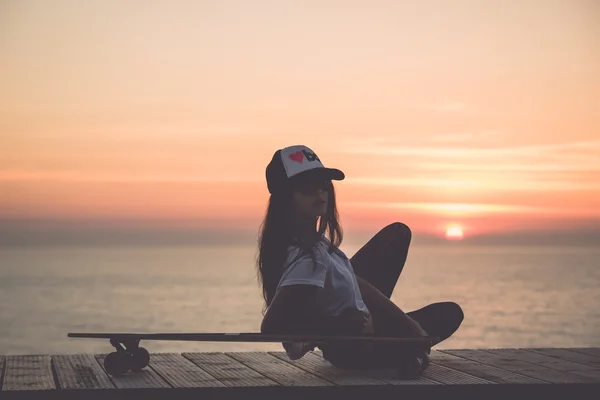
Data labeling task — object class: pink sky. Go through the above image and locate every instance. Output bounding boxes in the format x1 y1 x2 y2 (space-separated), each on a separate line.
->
1 0 599 241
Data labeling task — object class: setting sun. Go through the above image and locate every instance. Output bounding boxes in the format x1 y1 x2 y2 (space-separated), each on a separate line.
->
445 226 465 240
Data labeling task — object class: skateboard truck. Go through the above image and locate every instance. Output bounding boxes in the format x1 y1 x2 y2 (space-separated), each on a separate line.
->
110 337 140 352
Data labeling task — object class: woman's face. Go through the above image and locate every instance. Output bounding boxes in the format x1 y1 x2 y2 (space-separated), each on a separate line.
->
292 180 331 218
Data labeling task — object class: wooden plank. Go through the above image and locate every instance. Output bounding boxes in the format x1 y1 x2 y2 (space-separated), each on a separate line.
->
269 351 387 386
95 353 171 389
227 352 332 387
568 369 600 381
183 352 278 387
430 350 545 384
360 369 442 386
528 348 600 369
53 354 114 389
422 363 493 385
484 349 600 383
566 348 600 358
443 349 589 384
308 351 441 386
2 355 55 391
485 348 597 372
0 356 4 391
148 353 226 388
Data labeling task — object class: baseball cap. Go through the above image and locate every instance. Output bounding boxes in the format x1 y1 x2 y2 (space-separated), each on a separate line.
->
265 145 345 194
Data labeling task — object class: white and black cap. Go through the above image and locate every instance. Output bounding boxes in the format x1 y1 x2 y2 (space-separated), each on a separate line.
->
266 145 345 194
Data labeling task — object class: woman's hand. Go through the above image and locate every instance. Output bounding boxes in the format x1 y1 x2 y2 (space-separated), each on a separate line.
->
362 313 375 334
356 275 430 338
314 308 369 335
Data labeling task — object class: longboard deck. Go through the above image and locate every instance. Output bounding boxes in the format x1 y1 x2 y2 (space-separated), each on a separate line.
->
68 332 438 346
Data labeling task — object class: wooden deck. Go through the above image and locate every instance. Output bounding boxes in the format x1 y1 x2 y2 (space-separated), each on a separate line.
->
1 348 599 399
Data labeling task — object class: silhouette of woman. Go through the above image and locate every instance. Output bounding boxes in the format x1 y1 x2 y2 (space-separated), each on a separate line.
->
256 145 464 369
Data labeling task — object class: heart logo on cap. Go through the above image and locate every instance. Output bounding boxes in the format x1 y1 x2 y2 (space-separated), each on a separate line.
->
289 151 304 163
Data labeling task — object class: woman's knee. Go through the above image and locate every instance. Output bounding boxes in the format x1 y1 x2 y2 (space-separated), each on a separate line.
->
444 302 464 325
381 222 412 242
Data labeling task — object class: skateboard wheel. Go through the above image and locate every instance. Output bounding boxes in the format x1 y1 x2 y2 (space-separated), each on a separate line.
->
130 347 150 371
104 351 130 376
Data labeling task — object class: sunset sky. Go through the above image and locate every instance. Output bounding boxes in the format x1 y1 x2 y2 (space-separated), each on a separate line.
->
1 0 599 245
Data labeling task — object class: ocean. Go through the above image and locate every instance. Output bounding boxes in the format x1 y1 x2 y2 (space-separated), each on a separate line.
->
1 243 599 355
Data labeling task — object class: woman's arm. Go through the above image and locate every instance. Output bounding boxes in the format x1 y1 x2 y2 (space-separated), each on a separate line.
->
261 285 368 335
355 275 428 337
260 285 317 333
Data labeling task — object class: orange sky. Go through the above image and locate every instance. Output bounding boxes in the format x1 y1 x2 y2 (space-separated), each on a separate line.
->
1 0 599 241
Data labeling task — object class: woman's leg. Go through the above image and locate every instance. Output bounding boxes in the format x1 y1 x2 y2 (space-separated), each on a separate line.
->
322 223 413 368
323 222 464 368
349 221 464 344
350 222 411 298
350 222 417 337
406 302 464 344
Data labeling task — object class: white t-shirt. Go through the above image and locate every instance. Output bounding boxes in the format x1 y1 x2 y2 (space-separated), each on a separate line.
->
276 237 369 317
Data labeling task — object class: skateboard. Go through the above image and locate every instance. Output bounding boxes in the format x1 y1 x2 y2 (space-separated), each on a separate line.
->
68 332 437 377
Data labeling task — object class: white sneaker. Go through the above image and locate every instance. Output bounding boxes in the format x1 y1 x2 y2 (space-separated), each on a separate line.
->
282 342 316 360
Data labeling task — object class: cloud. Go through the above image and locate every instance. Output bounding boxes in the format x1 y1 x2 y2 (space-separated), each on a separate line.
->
427 102 468 113
343 201 600 217
345 177 477 188
344 176 600 191
337 139 600 193
339 139 600 159
425 130 504 143
0 170 263 183
412 162 600 173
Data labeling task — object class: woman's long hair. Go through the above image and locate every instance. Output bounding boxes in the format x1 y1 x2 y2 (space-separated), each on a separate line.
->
255 184 343 314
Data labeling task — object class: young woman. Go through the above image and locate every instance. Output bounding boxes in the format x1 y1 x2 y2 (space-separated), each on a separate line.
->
256 145 464 368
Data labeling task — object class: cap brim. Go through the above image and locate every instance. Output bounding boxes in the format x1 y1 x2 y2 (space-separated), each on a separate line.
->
292 167 345 183
325 168 345 181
